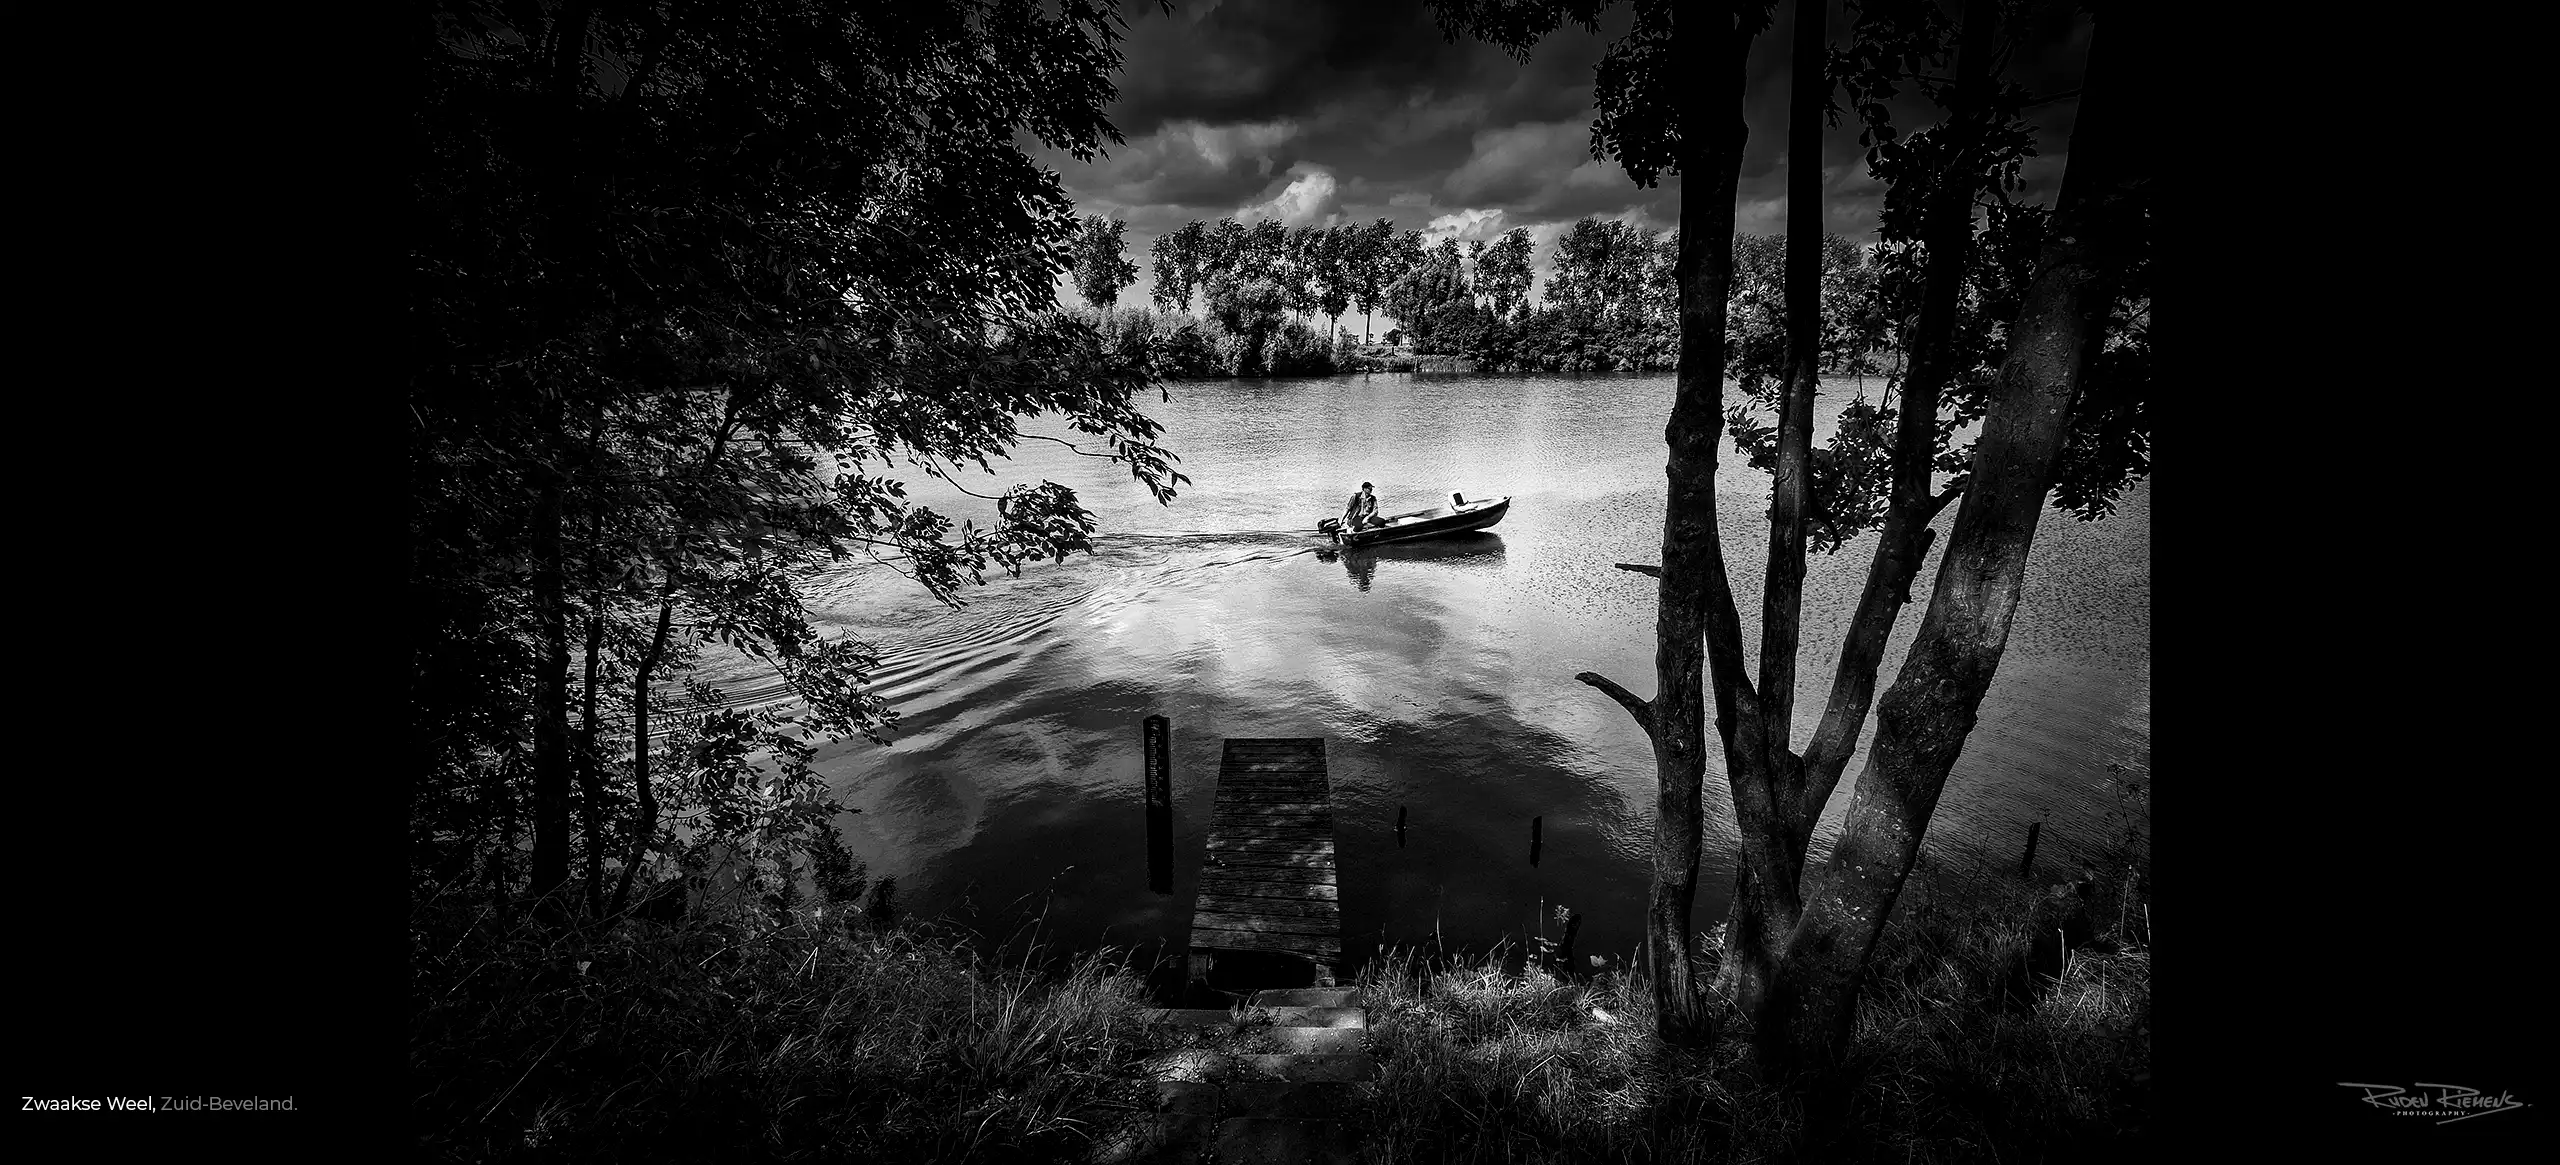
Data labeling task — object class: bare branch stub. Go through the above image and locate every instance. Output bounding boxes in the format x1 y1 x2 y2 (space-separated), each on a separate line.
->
1575 671 1655 737
1613 562 1664 578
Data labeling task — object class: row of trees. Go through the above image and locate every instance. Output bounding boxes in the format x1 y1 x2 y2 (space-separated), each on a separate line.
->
1428 0 2154 1085
1075 208 2040 385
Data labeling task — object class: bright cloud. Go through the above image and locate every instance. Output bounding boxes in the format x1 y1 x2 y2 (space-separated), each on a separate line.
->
1239 165 1344 227
1422 207 1506 245
1186 119 1299 173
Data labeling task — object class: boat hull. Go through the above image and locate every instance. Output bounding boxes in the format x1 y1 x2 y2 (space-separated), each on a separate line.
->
1323 498 1509 547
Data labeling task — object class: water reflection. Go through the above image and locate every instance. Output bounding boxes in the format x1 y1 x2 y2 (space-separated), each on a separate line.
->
1315 532 1509 590
705 374 2145 983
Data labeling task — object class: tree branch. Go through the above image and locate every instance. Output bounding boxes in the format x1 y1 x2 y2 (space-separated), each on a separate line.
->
1613 562 1664 578
1020 433 1129 461
1928 476 1969 521
1575 671 1655 737
922 457 1009 502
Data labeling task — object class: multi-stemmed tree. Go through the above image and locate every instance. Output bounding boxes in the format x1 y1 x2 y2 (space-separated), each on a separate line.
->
1430 0 2154 1076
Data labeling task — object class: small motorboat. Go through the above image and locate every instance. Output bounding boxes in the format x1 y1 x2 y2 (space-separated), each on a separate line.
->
1318 492 1511 547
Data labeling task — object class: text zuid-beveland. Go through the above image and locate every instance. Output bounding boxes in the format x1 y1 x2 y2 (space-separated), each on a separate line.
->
22 1096 297 1112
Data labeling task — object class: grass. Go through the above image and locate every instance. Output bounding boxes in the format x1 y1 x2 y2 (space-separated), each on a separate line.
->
1339 854 2152 1164
414 846 2148 1163
410 888 1188 1163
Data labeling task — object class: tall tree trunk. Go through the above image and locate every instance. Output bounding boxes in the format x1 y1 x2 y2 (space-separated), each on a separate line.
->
528 415 574 917
1715 0 1832 1017
1716 0 1997 1020
576 600 606 917
526 0 596 922
609 393 741 915
1761 17 2143 1074
1576 4 1764 1047
611 596 677 916
1643 5 1761 1046
574 405 609 919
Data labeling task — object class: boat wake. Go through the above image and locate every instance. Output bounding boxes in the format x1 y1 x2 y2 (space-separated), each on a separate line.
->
661 529 1331 726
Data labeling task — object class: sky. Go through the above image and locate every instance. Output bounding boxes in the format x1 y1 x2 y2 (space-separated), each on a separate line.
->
1038 0 2097 317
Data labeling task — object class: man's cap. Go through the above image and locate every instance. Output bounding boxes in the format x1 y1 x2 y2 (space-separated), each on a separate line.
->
1362 482 1373 489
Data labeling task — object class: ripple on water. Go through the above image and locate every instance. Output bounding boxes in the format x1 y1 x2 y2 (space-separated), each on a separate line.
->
690 374 2145 968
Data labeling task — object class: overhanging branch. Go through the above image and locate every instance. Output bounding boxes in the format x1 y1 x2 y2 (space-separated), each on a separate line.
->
1575 671 1655 737
1021 433 1128 461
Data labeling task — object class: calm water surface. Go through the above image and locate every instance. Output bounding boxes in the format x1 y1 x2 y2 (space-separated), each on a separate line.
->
695 372 2151 973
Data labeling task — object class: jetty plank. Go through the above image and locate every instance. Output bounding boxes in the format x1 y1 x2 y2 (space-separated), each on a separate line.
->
1199 864 1335 885
1187 738 1343 977
1192 891 1341 906
1211 822 1334 838
1192 910 1338 936
1203 852 1335 872
1194 893 1338 920
1192 928 1343 958
1209 840 1334 856
1207 807 1327 823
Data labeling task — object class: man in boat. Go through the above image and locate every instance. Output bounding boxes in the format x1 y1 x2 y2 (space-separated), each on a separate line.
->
1341 482 1379 534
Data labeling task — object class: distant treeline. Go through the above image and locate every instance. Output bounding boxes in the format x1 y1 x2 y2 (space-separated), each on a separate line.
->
1069 212 2063 381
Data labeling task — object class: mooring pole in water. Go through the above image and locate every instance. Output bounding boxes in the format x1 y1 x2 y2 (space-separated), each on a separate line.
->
1144 715 1171 895
1395 805 1407 847
2019 820 2042 880
1529 815 1543 867
1557 912 1583 972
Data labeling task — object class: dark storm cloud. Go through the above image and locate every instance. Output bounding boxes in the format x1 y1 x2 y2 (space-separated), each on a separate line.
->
1105 0 1487 138
1049 0 2095 307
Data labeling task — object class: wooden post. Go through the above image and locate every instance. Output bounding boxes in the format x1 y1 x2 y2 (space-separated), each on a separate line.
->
2019 820 2042 880
1145 715 1171 895
1557 911 1583 972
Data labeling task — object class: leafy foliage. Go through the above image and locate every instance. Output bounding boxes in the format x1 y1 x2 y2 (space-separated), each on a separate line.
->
1433 1 1777 187
1069 214 1139 310
1470 228 1538 318
413 0 1188 917
1706 0 2153 543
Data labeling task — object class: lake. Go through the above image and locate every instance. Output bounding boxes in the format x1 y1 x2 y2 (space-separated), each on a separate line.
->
692 371 2151 980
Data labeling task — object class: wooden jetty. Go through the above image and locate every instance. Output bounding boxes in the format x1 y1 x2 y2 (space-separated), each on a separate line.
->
1188 738 1341 985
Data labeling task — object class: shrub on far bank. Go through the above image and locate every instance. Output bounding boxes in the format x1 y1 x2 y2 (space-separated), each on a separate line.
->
1089 306 1339 379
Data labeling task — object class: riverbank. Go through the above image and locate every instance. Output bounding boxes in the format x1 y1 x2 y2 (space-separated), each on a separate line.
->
412 845 2148 1162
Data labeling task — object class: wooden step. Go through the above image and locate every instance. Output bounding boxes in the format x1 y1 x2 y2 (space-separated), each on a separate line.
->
1233 1054 1378 1083
1259 1006 1364 1029
1138 1008 1244 1029
1192 910 1340 938
1251 987 1361 1009
1188 927 1342 958
1259 1027 1365 1055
